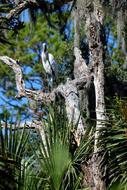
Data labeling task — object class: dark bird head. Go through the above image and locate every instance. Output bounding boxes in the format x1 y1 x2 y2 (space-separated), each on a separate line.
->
42 42 47 52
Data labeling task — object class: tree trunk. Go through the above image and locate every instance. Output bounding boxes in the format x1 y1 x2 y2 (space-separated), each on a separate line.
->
0 1 107 188
84 1 106 189
73 3 91 124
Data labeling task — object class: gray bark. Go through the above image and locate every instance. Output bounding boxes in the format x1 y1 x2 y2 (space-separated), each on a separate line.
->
83 1 106 189
0 56 89 145
73 4 91 122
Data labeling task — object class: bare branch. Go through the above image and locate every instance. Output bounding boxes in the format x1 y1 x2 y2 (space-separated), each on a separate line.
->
6 0 74 21
0 56 90 101
0 55 90 144
7 1 29 20
0 56 25 97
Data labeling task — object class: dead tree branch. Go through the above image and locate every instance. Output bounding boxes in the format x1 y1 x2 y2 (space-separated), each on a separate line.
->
0 56 25 97
0 56 91 144
7 1 30 20
5 0 74 21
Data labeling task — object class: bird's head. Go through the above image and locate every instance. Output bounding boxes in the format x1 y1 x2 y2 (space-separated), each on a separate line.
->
42 42 47 52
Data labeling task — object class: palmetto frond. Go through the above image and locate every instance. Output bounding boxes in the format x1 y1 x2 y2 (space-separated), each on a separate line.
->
32 106 94 190
0 121 29 189
105 127 127 188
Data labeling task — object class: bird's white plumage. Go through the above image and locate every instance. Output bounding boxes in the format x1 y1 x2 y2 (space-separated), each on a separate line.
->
41 43 57 87
41 43 57 76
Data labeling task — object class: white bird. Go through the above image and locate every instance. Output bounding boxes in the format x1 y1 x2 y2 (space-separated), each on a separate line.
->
41 43 57 88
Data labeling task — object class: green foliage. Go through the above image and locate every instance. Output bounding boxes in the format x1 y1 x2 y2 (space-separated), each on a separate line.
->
1 97 127 190
0 121 29 190
109 181 127 190
0 104 94 190
101 97 127 189
33 106 94 190
0 15 72 70
1 93 127 190
104 11 127 89
39 140 71 190
106 96 127 126
106 47 127 82
0 14 73 106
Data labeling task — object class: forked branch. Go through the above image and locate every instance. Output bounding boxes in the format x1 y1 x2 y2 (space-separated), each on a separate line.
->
0 56 91 144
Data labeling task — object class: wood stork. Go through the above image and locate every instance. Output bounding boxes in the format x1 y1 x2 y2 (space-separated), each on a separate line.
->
41 43 57 89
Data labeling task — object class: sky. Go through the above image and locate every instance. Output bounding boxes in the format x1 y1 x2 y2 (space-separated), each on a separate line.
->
0 10 34 121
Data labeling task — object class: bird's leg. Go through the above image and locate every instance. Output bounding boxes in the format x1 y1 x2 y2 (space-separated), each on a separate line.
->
48 75 53 91
46 73 52 92
53 74 58 87
43 73 48 92
46 73 50 92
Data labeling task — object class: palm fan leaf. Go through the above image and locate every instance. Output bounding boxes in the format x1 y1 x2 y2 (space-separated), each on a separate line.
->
0 120 29 189
32 105 94 190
